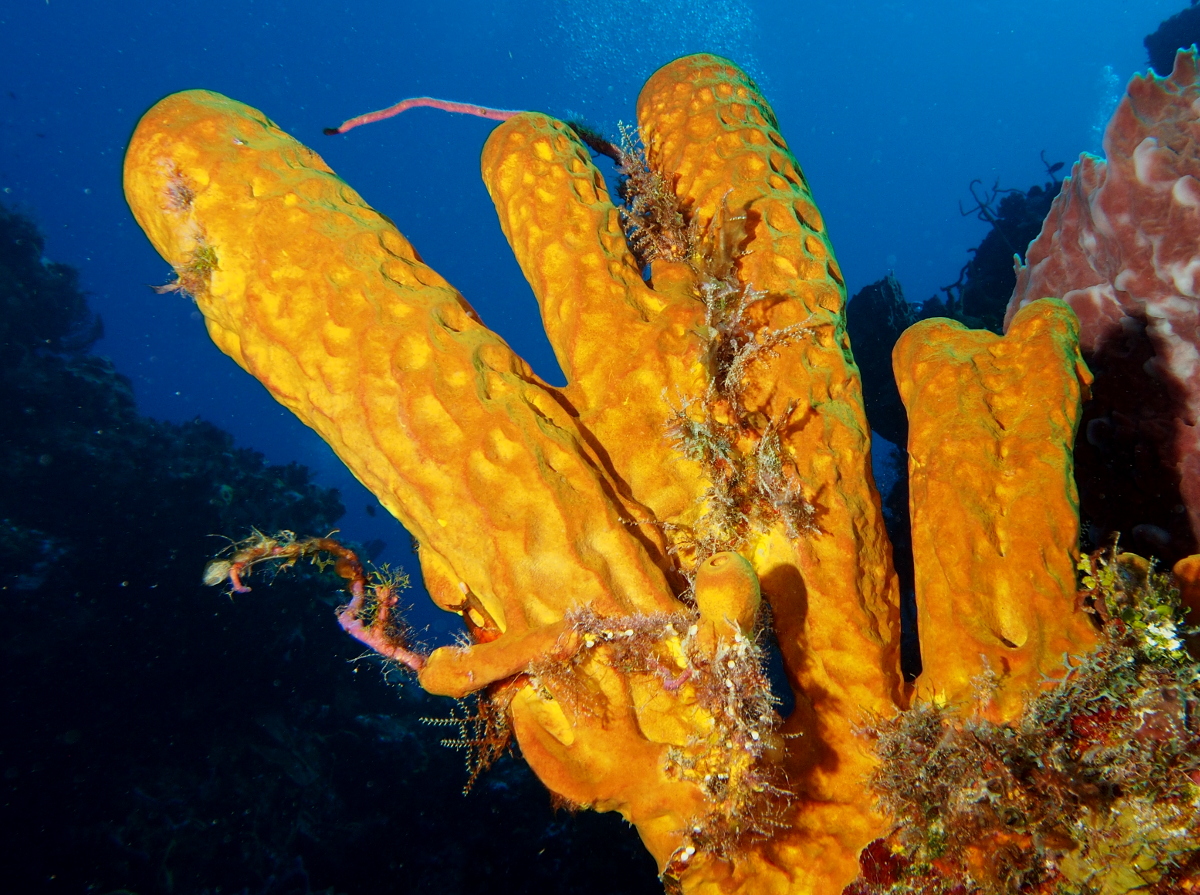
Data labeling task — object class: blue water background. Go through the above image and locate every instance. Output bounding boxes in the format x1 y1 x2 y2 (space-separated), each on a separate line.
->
0 0 1177 633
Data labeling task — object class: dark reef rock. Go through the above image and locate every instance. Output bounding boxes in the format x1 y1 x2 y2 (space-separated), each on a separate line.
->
846 276 920 679
0 203 101 361
846 273 915 451
848 177 1062 454
928 177 1061 334
0 203 658 895
1146 2 1200 76
1071 313 1198 563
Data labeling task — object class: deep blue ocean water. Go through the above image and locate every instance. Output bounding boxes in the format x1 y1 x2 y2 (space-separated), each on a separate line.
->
0 3 1191 892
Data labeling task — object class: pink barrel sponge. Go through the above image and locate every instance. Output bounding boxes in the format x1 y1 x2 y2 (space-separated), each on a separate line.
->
1007 49 1200 551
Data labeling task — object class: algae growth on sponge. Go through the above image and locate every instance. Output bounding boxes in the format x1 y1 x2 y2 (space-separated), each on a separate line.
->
126 55 1118 894
850 546 1200 895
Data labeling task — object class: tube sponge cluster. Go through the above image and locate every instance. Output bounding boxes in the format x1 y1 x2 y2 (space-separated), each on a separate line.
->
124 54 1194 895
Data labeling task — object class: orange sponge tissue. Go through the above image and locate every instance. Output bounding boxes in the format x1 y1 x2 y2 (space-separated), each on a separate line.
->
125 55 1098 894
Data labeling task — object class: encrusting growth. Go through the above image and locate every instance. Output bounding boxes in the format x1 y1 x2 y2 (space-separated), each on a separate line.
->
849 545 1200 894
204 530 422 672
616 117 818 566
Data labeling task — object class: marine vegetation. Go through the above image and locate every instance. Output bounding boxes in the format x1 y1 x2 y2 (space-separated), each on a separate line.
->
848 546 1200 894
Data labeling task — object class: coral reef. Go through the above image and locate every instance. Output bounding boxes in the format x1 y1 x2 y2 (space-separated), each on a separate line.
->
1007 49 1200 563
124 54 1152 894
0 202 101 363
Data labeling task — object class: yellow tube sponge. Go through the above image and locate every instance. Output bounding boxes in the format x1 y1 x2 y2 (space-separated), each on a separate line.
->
894 299 1099 722
125 56 1102 895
